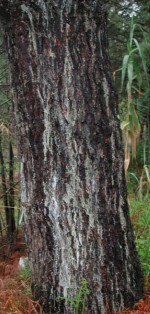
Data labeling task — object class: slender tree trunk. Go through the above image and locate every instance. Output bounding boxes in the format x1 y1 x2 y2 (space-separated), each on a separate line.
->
0 136 15 243
8 141 16 237
0 1 143 313
0 134 9 233
148 98 150 164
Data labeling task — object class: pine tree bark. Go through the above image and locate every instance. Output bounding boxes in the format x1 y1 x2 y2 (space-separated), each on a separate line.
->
0 1 143 313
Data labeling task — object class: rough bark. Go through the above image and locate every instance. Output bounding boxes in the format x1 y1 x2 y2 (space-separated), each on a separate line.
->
0 136 15 244
0 1 143 313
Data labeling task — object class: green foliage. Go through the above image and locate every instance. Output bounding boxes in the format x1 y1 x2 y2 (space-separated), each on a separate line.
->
108 0 149 84
120 18 148 102
19 259 31 281
18 259 32 297
118 17 150 172
109 3 150 168
57 278 89 314
129 164 150 199
129 197 150 278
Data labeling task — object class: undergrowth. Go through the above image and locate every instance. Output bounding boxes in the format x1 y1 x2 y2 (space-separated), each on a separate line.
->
0 286 42 314
18 258 32 296
0 182 149 314
57 278 89 314
129 197 150 278
0 277 42 314
0 234 42 314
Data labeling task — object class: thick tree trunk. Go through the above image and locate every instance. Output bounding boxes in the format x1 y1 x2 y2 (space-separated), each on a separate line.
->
0 1 143 313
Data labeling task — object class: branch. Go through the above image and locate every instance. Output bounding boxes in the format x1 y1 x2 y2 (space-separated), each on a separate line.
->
0 181 19 200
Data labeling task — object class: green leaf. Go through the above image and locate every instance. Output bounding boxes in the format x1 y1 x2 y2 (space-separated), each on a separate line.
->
133 63 142 88
126 81 131 100
129 19 136 48
129 47 138 56
127 61 133 86
129 172 140 183
121 55 129 90
133 38 142 58
144 165 150 182
133 38 147 75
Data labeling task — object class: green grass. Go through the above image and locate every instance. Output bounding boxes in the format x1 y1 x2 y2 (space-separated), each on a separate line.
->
129 197 150 278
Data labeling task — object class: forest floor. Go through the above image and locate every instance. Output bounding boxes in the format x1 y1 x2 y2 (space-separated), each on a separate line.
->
0 231 42 314
0 228 150 313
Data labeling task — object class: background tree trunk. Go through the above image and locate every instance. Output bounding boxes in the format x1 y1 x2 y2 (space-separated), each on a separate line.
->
0 1 143 313
0 136 15 246
0 134 9 232
8 141 16 240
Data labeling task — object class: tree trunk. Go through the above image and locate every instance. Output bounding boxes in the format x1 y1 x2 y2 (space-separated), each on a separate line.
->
148 96 150 164
0 136 15 244
8 141 16 237
0 134 9 234
0 1 143 313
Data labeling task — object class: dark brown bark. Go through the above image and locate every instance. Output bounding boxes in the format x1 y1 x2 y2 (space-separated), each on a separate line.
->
0 1 143 313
